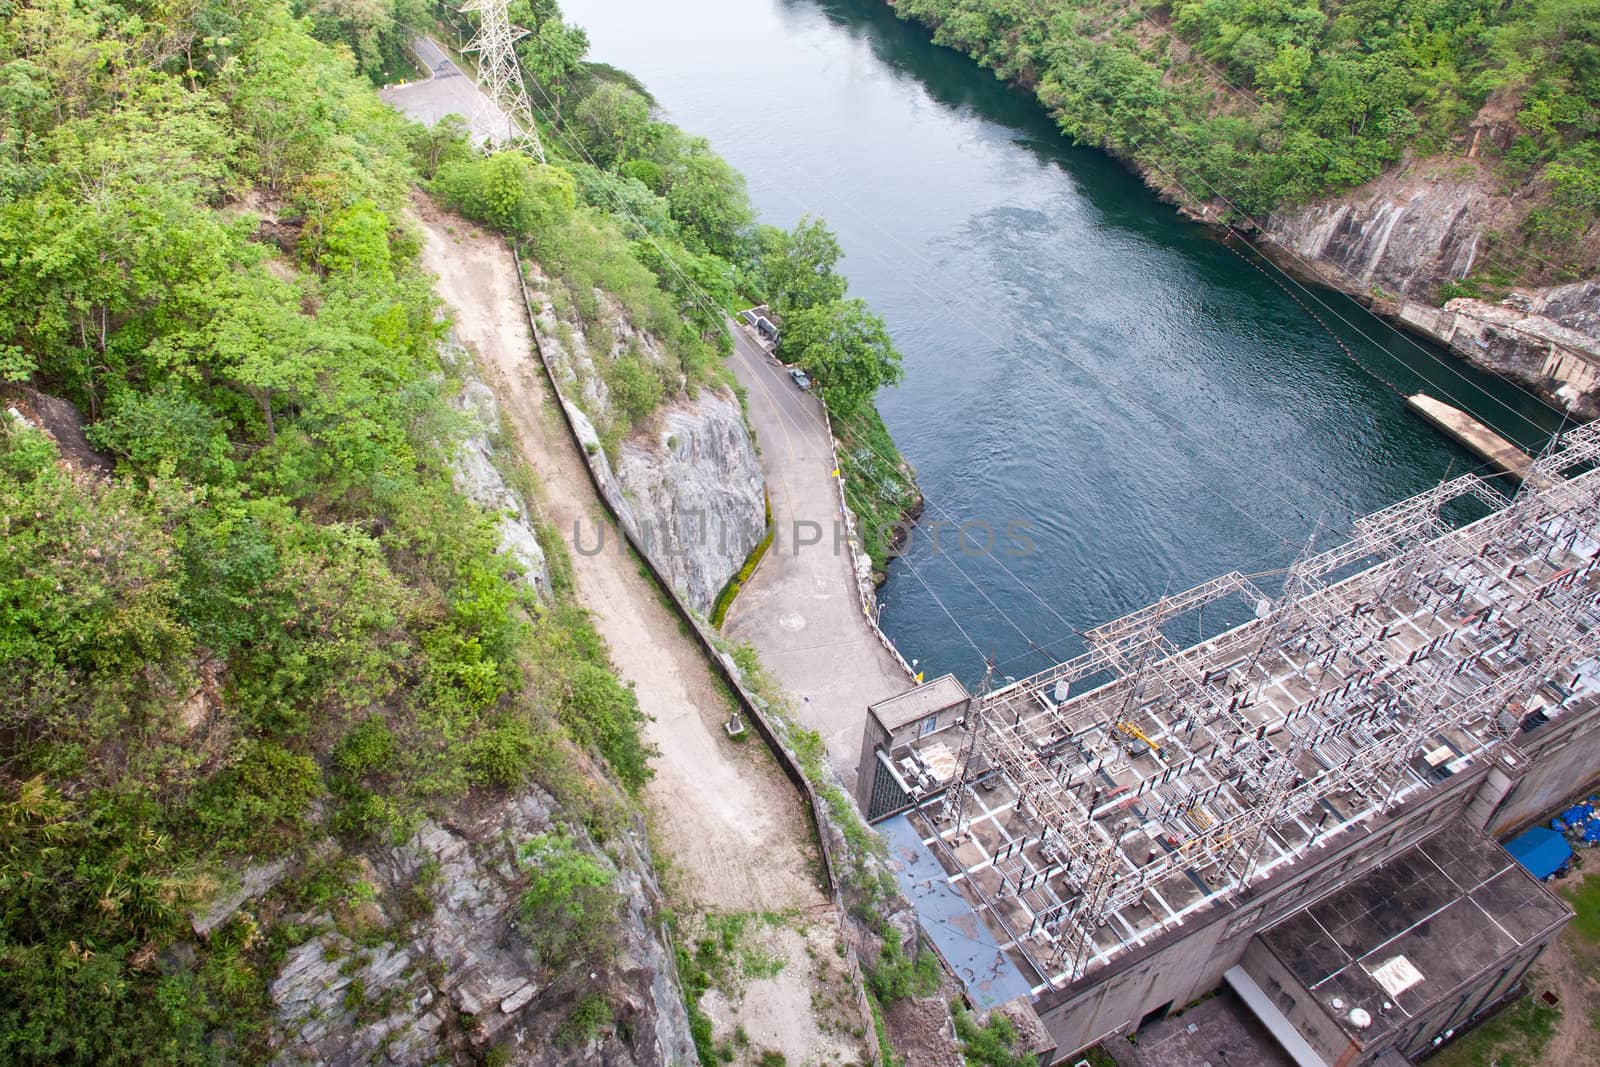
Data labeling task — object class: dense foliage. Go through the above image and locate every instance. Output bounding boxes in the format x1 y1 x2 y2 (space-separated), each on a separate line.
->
894 0 1600 277
432 0 919 565
0 1 652 1060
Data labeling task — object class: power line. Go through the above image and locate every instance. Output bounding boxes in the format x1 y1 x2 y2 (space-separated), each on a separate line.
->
503 28 1571 688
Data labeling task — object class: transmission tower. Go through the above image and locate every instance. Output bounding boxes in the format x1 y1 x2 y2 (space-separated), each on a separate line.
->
459 0 546 162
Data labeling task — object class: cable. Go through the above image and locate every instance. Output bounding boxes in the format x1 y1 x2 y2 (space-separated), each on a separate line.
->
507 29 1570 686
516 51 1542 673
897 549 990 667
1098 104 1574 429
758 133 1564 447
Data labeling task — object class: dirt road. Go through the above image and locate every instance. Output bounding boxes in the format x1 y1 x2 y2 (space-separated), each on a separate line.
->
415 200 863 1064
722 326 914 786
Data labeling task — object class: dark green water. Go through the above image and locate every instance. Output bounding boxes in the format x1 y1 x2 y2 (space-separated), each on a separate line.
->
562 0 1567 686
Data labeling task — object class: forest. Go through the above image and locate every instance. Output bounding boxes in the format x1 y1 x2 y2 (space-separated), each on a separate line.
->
0 0 917 1059
893 0 1600 278
0 0 660 1059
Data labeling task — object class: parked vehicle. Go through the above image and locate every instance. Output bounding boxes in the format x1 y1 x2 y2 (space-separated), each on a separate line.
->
788 368 812 390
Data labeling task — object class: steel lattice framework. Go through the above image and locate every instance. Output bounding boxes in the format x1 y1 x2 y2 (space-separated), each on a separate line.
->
913 432 1600 988
460 0 545 161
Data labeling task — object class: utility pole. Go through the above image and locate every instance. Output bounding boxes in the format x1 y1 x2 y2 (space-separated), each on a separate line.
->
460 0 546 162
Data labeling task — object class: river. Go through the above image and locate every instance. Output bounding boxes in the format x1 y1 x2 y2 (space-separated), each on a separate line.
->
562 0 1568 688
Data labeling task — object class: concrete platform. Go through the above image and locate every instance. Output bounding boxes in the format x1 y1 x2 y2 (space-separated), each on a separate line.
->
1406 393 1545 486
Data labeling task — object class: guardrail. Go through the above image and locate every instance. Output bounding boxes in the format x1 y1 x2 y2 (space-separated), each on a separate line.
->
512 248 884 1065
734 323 920 686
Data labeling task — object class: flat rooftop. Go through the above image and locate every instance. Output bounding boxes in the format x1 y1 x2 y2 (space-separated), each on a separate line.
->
1259 820 1570 1047
870 674 970 731
878 450 1600 997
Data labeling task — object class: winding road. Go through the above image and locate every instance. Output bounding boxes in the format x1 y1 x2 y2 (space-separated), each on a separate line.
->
721 326 914 786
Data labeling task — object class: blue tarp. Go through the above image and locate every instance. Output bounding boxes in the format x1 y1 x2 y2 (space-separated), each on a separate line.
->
1562 803 1593 825
1507 826 1574 879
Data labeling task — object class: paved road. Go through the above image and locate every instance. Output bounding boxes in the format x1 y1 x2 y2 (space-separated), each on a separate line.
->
721 326 913 786
377 37 514 146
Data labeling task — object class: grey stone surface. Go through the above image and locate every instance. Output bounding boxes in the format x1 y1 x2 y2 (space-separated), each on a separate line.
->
531 280 766 614
1398 281 1600 415
268 790 698 1065
191 859 289 936
1264 174 1492 301
443 334 553 600
1264 173 1600 413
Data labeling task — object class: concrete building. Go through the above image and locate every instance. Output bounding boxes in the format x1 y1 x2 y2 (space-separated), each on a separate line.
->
856 439 1600 1064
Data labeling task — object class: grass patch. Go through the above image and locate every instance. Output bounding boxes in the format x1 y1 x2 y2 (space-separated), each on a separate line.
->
671 909 793 1062
1426 993 1559 1067
710 491 775 627
833 403 919 578
1560 874 1600 944
952 1002 1039 1067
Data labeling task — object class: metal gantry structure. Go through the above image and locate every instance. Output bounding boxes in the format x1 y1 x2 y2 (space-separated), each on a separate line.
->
918 421 1600 988
459 0 546 161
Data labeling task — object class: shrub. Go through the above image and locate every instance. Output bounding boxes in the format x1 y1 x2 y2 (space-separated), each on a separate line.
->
868 937 940 1004
195 741 321 854
431 153 576 239
556 992 614 1045
604 350 666 429
334 716 395 779
619 158 662 192
519 832 617 962
953 1003 1037 1067
557 661 654 792
465 717 544 788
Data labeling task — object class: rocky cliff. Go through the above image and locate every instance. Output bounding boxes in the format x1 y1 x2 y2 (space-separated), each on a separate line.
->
265 791 697 1066
527 274 766 614
1257 163 1600 414
1398 282 1600 417
1260 163 1496 303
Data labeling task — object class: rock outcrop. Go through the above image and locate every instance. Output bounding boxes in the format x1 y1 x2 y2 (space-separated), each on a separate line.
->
1261 164 1500 303
267 791 697 1066
529 277 766 614
612 394 766 609
442 332 553 601
1398 282 1600 416
1257 164 1600 414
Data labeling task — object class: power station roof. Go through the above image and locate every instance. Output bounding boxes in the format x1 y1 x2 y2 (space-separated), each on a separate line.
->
869 674 971 730
1258 821 1570 1049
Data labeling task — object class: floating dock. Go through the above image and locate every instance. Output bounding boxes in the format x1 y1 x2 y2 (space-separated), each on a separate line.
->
1406 392 1546 485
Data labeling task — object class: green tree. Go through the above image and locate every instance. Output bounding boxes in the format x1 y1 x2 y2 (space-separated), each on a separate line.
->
780 299 904 417
513 0 590 116
656 133 754 259
573 82 655 168
756 216 847 317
